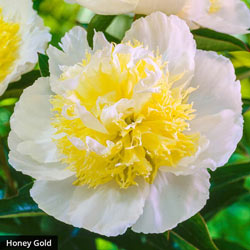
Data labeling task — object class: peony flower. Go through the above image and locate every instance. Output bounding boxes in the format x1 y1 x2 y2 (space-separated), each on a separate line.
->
8 12 243 236
0 0 51 96
66 0 250 34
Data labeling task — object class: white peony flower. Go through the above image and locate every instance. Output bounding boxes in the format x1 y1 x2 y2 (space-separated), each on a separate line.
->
0 0 51 96
8 12 243 236
66 0 250 34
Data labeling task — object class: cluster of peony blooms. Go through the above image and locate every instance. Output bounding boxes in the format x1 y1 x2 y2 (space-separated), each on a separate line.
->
5 0 249 236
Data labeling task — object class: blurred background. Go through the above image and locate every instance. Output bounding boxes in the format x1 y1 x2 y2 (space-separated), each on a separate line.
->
0 0 250 249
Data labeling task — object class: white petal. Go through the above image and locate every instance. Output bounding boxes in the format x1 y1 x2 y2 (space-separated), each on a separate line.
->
123 13 196 81
161 109 242 175
85 136 108 155
10 78 54 141
190 109 243 170
30 177 76 221
31 178 149 236
73 0 137 14
194 0 250 34
100 98 135 126
8 78 72 180
77 104 108 134
93 32 111 52
47 26 90 78
132 169 210 233
190 50 242 118
8 131 72 181
184 51 243 171
135 0 186 15
49 75 79 96
68 136 86 150
16 140 60 163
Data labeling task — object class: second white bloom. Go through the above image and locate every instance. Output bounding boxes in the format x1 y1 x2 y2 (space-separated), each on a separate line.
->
0 0 51 96
67 0 250 34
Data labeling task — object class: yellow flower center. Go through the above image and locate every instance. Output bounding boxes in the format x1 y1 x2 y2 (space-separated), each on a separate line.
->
209 0 221 14
0 8 20 83
51 43 200 189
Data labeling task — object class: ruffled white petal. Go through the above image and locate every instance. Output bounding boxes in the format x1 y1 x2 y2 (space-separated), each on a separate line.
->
161 51 243 175
31 177 149 236
162 109 243 175
193 0 250 34
190 51 243 170
123 12 196 82
0 0 51 96
73 0 138 15
190 50 242 117
10 79 54 141
8 131 71 181
77 104 108 134
48 27 111 95
132 169 210 233
93 32 111 52
190 109 243 170
47 26 90 79
8 77 73 180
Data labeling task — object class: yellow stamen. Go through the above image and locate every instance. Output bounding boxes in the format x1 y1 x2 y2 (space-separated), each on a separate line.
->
0 8 20 83
51 42 200 189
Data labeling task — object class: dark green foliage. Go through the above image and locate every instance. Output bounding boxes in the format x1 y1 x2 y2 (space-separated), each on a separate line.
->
192 29 249 52
0 183 43 218
38 53 50 77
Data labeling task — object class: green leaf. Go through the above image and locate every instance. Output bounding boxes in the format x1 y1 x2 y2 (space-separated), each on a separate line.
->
0 107 11 137
0 217 43 235
243 111 250 148
96 238 118 250
169 232 197 250
1 70 41 101
107 215 217 250
0 98 18 107
173 213 218 250
107 231 159 250
213 239 248 250
0 183 44 218
241 78 250 100
192 29 249 51
235 67 250 81
210 162 250 189
202 179 249 220
106 15 133 40
201 162 250 220
87 15 116 48
230 51 250 68
38 53 50 77
0 90 23 103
